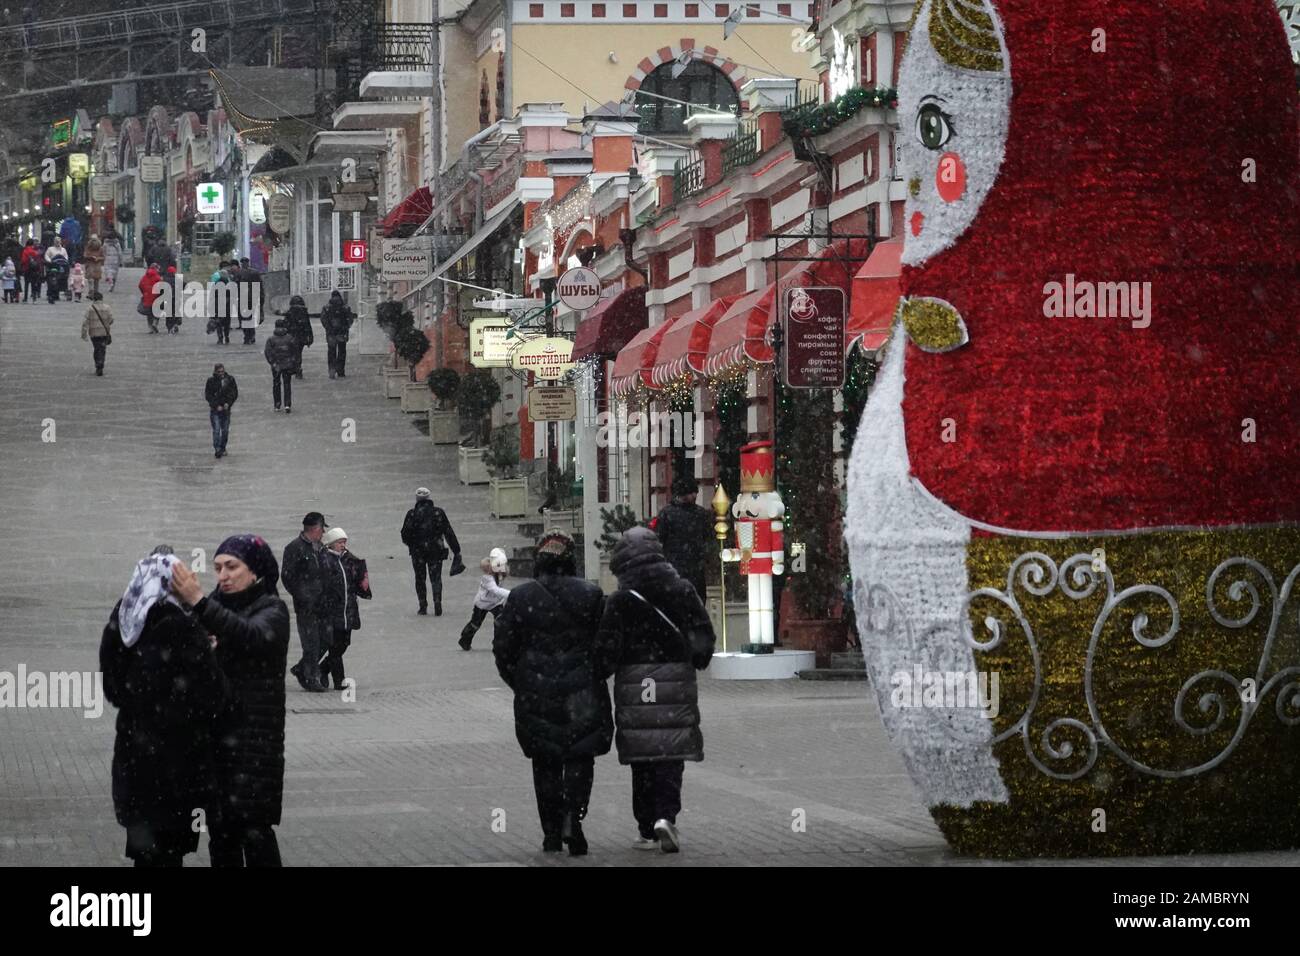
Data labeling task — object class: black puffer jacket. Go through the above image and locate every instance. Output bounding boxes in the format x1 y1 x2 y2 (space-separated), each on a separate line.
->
318 548 371 632
400 499 460 559
283 304 314 348
320 295 355 342
100 600 228 842
195 579 291 827
492 574 613 761
264 327 301 373
596 527 716 764
652 499 713 599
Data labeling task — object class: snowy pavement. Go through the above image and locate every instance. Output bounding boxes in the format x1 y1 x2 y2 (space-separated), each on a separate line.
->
0 270 1293 866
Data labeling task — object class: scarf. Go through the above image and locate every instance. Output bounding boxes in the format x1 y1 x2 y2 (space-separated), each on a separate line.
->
119 554 184 648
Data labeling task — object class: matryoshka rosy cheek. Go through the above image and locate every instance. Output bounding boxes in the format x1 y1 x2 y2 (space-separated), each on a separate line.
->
897 0 1012 268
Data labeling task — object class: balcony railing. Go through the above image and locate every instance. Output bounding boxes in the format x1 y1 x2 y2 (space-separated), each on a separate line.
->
673 156 705 202
780 79 823 127
721 117 762 175
372 23 435 71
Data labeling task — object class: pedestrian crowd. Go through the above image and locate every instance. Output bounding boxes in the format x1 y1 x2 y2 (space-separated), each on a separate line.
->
102 491 717 864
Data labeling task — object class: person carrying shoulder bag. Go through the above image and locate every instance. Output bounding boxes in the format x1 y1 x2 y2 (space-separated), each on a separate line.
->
80 292 114 376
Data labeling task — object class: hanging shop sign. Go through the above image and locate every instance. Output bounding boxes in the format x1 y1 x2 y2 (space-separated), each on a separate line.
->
51 119 72 149
268 194 293 234
331 177 375 213
784 286 846 389
248 187 268 224
342 240 367 263
556 266 601 311
381 238 432 281
196 182 225 214
139 156 165 184
527 386 577 422
510 336 576 380
470 317 532 367
91 179 114 202
67 153 90 179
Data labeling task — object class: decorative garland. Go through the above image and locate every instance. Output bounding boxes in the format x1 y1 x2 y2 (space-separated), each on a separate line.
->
783 85 899 140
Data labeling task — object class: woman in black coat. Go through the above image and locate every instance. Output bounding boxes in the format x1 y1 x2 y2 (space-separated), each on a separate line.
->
492 530 611 855
100 548 228 867
170 534 291 867
317 527 371 689
596 526 716 854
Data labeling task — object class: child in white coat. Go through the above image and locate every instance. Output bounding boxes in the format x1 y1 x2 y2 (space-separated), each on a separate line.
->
69 262 85 301
459 548 510 650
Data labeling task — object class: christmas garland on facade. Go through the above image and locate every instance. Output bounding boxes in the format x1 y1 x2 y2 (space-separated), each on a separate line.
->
783 85 899 140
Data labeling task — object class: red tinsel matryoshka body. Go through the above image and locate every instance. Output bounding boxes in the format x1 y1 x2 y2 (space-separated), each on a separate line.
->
846 0 1300 858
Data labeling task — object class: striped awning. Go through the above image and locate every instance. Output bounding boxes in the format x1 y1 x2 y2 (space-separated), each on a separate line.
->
648 295 740 385
611 319 676 397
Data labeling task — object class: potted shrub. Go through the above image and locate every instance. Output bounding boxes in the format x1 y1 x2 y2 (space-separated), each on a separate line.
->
376 302 424 397
426 368 462 444
595 504 645 592
540 464 581 531
456 369 500 484
776 384 847 667
210 230 237 259
486 424 528 517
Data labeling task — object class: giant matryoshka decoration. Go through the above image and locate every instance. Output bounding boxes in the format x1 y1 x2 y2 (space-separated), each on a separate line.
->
846 0 1300 857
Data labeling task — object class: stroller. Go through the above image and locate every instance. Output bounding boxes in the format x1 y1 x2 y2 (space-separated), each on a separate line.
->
44 257 68 305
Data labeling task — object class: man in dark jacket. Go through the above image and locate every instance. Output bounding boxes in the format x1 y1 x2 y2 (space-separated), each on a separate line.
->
170 534 291 866
279 295 314 379
204 363 238 459
236 258 262 344
319 291 355 379
400 488 461 615
281 513 329 692
651 475 713 600
596 526 716 854
264 320 300 412
493 530 611 855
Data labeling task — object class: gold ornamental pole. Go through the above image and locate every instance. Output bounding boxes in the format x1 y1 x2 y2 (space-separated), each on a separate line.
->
712 484 731 653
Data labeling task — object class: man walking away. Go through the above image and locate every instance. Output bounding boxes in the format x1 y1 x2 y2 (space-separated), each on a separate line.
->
237 257 262 345
282 513 329 692
263 319 299 412
205 363 238 459
650 475 714 602
319 291 355 378
400 488 462 616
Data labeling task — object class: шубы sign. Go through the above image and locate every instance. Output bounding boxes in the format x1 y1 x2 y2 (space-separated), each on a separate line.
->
510 336 575 380
557 267 601 311
381 239 433 281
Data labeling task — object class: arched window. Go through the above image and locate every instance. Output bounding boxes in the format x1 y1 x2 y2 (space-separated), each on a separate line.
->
635 60 740 135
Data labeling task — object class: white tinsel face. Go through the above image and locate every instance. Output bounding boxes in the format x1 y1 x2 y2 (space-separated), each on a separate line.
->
898 0 1012 268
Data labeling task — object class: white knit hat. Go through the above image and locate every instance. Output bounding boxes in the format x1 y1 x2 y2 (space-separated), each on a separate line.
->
322 527 348 546
415 487 431 499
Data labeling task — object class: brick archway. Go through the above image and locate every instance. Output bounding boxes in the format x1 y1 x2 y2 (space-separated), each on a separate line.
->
624 38 748 96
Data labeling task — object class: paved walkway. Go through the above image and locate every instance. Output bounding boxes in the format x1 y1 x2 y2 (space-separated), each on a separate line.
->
0 271 1294 866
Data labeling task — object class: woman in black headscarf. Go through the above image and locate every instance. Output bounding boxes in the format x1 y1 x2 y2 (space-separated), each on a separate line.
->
170 534 291 867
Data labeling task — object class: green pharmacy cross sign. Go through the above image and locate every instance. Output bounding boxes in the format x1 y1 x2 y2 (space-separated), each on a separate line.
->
196 182 225 214
51 119 71 149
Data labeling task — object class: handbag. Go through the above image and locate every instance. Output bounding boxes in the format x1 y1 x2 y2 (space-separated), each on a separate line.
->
90 305 111 345
628 588 713 665
137 301 151 317
206 317 219 334
448 552 466 576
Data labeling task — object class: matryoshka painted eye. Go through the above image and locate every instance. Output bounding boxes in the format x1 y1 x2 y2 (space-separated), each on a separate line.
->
916 103 954 150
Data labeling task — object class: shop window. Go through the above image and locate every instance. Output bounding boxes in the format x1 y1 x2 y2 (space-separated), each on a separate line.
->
636 60 740 134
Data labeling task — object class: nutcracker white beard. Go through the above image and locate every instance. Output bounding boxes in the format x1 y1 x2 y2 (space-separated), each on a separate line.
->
844 326 1008 806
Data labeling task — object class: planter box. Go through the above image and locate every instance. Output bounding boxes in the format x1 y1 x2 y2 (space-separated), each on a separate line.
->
598 552 616 593
706 588 752 654
401 382 433 413
427 409 461 445
490 477 529 518
383 367 408 399
458 446 490 485
781 617 847 668
540 508 580 532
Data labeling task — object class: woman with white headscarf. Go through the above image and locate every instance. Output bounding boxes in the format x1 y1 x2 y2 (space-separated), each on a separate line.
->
98 546 228 867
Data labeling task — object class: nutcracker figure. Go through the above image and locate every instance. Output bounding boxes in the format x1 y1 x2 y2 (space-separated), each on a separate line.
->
721 441 784 651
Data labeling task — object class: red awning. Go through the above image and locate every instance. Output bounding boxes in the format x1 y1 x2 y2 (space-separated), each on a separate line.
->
649 295 740 386
611 319 676 397
572 286 648 361
701 238 866 376
847 239 903 352
381 186 433 238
